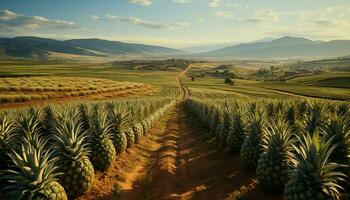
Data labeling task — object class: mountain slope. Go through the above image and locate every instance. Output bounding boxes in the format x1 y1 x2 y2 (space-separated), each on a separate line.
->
0 37 95 58
0 37 183 58
67 39 183 55
202 36 350 59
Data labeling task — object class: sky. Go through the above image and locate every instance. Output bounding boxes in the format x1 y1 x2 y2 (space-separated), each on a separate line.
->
0 0 350 48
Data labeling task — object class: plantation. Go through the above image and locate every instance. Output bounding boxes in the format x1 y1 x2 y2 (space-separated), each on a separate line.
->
184 96 350 199
0 60 349 200
0 96 176 199
0 76 153 103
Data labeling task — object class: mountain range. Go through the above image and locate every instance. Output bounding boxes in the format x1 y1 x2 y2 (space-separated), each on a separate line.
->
0 36 183 58
201 36 350 59
0 36 349 59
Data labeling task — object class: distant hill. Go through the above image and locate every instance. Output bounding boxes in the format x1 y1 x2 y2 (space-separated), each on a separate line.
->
181 43 236 53
0 37 184 58
67 38 183 55
181 38 275 53
201 36 350 59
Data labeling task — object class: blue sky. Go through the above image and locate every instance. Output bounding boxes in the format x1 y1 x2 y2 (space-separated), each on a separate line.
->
1 0 350 48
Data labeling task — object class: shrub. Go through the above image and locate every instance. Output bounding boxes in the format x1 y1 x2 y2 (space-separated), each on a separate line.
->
224 78 234 85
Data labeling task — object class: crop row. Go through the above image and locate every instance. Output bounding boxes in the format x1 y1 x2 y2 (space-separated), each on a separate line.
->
0 97 176 199
184 98 350 200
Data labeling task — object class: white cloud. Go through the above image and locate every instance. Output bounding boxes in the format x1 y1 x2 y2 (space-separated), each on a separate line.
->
243 9 280 23
198 18 206 23
89 15 100 20
213 11 234 19
128 0 191 6
227 2 240 8
173 0 191 3
128 0 153 6
0 10 78 30
106 14 189 29
208 0 220 8
315 20 345 27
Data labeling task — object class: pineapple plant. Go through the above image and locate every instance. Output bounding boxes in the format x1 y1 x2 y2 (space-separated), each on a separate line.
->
88 105 116 171
42 104 57 136
106 103 129 154
323 113 350 199
15 108 42 138
256 117 295 192
296 100 310 117
284 132 345 200
214 110 224 144
124 127 135 148
209 107 220 133
216 110 232 147
200 104 209 124
78 103 91 132
240 109 267 168
132 123 144 144
297 101 328 136
50 108 94 199
285 103 297 128
265 102 276 119
336 102 349 117
1 130 67 200
0 111 16 170
140 118 151 135
129 102 143 142
227 108 246 152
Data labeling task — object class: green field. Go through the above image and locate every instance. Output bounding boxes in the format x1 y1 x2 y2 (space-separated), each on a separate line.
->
183 64 350 101
287 72 350 88
1 59 349 102
0 61 180 88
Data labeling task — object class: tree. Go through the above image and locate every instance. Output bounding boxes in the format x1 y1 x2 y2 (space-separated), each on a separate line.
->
224 78 234 86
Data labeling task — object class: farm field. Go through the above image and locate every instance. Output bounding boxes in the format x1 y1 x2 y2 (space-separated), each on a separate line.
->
0 76 154 104
2 1 350 199
0 60 349 200
287 72 350 88
0 60 180 88
184 65 350 100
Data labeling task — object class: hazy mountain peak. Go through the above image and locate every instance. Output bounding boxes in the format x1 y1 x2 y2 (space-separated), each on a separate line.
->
201 36 350 59
272 36 315 44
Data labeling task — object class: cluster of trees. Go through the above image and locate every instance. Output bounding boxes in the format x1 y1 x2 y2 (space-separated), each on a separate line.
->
112 59 192 71
224 78 234 85
208 69 235 78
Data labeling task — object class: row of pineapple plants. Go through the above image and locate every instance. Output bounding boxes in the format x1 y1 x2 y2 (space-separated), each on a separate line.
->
0 97 176 199
184 97 350 200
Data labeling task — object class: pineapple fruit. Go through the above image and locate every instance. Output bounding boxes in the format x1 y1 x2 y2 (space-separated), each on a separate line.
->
256 117 294 191
227 108 246 152
240 109 267 168
88 105 116 171
50 108 94 199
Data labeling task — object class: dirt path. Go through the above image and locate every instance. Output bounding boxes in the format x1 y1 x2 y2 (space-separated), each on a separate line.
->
177 65 191 100
145 104 284 200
